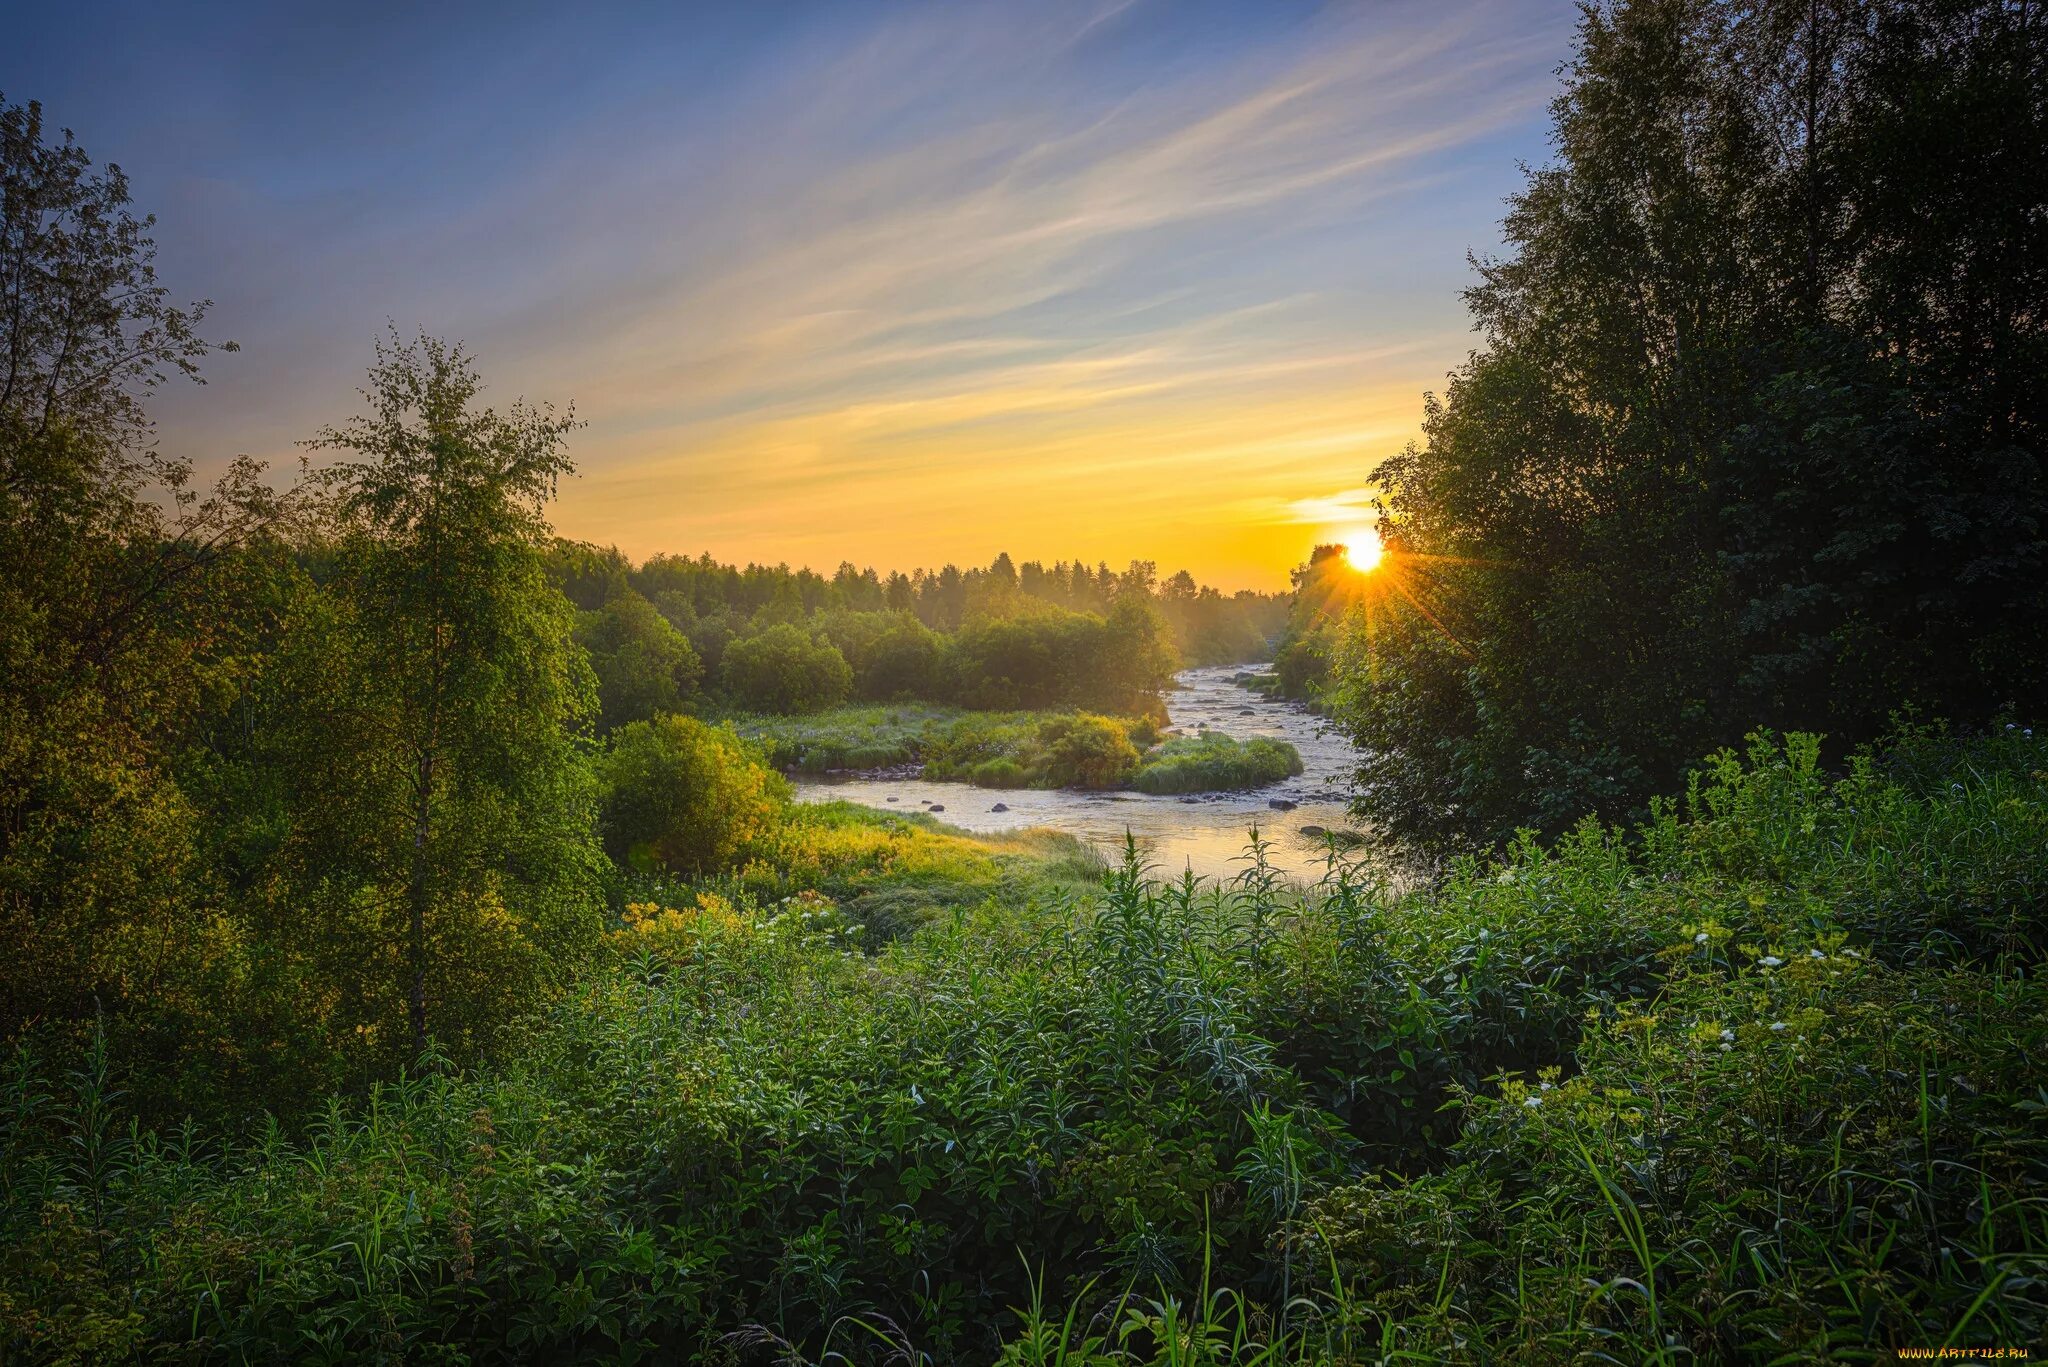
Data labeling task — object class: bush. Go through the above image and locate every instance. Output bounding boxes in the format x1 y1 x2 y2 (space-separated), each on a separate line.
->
1029 712 1139 789
967 757 1030 788
1 729 2043 1361
1129 733 1303 794
719 623 852 713
598 716 789 874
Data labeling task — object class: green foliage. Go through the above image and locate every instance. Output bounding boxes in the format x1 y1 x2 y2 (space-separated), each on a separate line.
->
1264 545 1349 703
740 705 1302 797
0 93 292 1109
2 728 2041 1362
290 330 606 1063
574 589 702 731
1129 733 1304 795
719 622 854 714
1029 713 1142 790
1318 0 2048 850
598 715 789 875
628 548 1283 668
947 599 1178 714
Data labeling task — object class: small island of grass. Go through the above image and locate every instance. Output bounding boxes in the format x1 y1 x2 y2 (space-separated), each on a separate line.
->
731 702 1303 793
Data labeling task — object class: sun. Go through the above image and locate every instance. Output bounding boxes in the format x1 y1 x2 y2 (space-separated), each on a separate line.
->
1338 527 1383 572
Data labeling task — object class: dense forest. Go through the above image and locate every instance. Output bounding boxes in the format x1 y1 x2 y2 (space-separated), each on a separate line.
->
3 0 2046 1361
551 540 1277 728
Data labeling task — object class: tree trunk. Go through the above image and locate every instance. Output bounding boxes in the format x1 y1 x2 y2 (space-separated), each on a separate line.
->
409 752 432 1058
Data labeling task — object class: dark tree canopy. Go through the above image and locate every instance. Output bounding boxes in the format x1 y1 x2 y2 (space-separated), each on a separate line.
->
1321 0 2048 849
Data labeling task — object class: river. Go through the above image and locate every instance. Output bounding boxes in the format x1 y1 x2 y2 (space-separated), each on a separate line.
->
790 665 1365 881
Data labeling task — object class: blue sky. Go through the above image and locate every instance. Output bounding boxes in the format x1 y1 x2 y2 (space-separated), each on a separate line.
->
14 0 1579 588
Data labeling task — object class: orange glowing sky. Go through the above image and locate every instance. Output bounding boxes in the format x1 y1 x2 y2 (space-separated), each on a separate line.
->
22 0 1578 591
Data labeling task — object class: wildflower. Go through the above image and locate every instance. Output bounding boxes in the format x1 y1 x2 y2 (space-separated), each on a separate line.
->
910 1083 924 1106
1809 948 1826 960
1769 1021 1787 1032
1759 955 1783 968
1719 1042 1732 1052
1719 1028 1735 1042
1540 1080 1554 1092
1694 931 1710 945
1524 1095 1542 1108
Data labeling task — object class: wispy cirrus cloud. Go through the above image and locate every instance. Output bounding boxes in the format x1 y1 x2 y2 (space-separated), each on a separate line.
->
23 0 1578 586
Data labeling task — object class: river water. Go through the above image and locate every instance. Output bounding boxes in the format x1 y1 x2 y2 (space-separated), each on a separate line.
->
790 665 1365 881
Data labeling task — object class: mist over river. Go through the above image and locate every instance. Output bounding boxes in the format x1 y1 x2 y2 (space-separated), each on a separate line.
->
791 665 1365 881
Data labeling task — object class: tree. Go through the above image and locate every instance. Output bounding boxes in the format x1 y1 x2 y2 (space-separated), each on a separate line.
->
576 589 702 731
0 93 275 1045
298 331 602 1059
1332 0 2048 849
719 623 852 713
598 716 787 874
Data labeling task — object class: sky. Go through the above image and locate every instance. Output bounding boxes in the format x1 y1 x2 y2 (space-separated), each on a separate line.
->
14 0 1578 591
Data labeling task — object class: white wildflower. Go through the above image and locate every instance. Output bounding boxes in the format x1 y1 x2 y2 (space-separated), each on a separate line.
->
1524 1095 1542 1108
1769 1021 1787 1032
1694 932 1710 945
1720 1028 1735 1042
1759 955 1784 968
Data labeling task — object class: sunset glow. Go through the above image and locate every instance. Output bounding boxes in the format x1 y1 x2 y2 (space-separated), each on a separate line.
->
1339 529 1384 573
18 0 1577 589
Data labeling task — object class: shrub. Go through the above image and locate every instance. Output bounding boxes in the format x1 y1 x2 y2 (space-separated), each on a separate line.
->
719 623 852 713
1029 712 1139 789
968 757 1030 787
1129 732 1303 794
598 716 789 874
0 729 2042 1361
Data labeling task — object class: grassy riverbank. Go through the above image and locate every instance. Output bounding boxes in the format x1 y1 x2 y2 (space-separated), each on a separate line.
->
732 702 1303 794
5 727 2043 1362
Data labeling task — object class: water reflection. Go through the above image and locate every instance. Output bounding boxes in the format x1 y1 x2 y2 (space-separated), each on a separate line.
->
790 665 1366 881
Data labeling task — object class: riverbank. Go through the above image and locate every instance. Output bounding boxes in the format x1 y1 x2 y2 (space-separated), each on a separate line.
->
785 665 1366 880
728 696 1303 794
9 727 2041 1362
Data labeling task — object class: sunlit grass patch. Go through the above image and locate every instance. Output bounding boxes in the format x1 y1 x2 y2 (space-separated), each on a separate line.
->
1129 731 1305 793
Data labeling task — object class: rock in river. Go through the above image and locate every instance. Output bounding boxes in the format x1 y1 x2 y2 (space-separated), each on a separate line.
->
1299 825 1327 838
1267 798 1297 811
927 803 945 813
990 802 1009 812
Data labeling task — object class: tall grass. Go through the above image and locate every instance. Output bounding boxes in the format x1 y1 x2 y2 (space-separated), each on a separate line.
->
1 728 2042 1362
